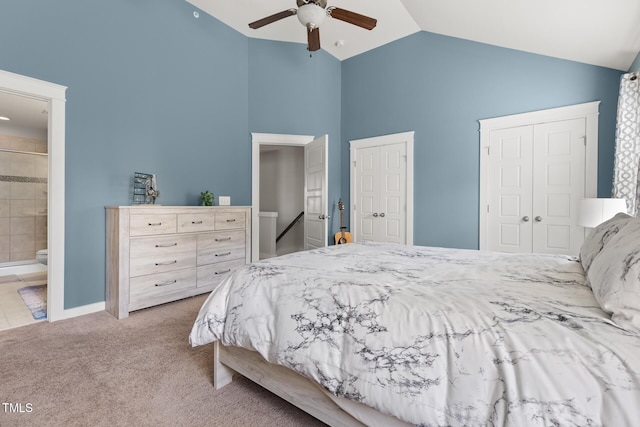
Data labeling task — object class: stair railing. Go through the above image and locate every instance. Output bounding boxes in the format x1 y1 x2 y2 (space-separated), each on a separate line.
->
276 211 304 243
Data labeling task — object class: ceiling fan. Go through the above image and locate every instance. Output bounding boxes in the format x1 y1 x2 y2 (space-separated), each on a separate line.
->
248 0 377 52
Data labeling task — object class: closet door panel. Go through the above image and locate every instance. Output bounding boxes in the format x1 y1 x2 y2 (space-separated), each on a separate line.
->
532 118 586 254
379 143 407 244
487 126 534 252
356 146 379 242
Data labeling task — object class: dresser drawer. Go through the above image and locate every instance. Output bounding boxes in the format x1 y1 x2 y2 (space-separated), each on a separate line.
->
130 214 177 236
130 250 196 277
130 234 196 259
215 211 246 230
197 259 245 289
129 268 197 311
197 231 244 261
197 237 245 266
177 213 215 233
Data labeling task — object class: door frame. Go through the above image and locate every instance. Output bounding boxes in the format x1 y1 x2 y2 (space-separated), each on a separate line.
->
251 132 315 262
349 131 415 245
0 69 66 322
478 101 600 250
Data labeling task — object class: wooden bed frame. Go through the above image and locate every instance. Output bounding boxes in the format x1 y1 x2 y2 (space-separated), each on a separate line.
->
213 342 365 426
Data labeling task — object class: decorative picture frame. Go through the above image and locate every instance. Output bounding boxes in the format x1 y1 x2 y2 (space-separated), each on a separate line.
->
132 172 159 204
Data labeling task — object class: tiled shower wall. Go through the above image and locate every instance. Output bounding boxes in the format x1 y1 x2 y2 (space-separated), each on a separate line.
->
0 134 47 263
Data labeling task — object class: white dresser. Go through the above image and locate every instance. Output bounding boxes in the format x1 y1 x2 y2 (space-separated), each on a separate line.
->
105 206 251 319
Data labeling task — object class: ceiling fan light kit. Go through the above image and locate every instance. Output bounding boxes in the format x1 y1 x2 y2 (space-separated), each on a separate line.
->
297 3 326 30
248 0 376 52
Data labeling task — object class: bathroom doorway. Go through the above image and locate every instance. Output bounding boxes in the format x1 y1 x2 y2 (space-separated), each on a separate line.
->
0 69 66 327
0 90 49 330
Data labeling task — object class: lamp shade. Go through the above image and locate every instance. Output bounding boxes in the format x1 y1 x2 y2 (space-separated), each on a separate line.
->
577 198 628 228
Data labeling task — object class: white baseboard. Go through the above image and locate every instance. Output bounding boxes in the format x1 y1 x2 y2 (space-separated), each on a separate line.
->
56 301 106 321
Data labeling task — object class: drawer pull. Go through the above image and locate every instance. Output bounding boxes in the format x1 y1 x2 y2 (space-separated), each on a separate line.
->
155 280 177 287
215 252 231 257
214 269 231 275
226 219 236 223
148 222 162 226
155 243 178 248
155 260 178 266
215 237 232 242
191 220 203 224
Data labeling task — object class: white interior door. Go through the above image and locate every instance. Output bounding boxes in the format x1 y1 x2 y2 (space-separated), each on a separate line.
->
304 135 328 250
378 143 407 244
355 145 379 242
351 132 413 245
479 102 599 255
532 118 586 254
486 119 586 254
488 126 534 253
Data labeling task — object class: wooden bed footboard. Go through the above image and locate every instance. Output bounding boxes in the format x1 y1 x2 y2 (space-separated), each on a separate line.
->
213 342 365 426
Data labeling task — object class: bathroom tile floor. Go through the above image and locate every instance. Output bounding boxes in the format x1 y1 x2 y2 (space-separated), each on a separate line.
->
0 272 47 331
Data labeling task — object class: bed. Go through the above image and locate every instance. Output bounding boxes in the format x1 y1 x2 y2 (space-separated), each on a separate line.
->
189 213 640 426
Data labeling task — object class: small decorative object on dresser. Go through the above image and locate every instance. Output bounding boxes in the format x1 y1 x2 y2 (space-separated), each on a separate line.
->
105 206 251 319
200 190 214 206
132 172 160 204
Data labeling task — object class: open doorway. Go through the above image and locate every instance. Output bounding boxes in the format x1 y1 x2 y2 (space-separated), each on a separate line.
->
259 145 305 259
0 90 49 330
251 133 328 262
0 70 66 326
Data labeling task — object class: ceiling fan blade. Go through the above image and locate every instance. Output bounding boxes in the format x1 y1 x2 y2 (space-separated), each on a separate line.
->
249 9 297 29
307 26 321 52
328 7 377 30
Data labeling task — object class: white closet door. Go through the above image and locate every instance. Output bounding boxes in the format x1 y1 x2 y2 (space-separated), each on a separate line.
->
355 145 379 242
354 142 408 243
378 143 407 244
479 102 599 255
486 119 586 254
531 118 586 254
351 131 414 245
487 126 534 253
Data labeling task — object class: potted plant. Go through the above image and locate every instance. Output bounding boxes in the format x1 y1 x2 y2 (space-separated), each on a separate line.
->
200 190 214 206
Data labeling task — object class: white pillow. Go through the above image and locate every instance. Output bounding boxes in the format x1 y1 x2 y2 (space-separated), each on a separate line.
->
579 212 633 275
587 216 640 332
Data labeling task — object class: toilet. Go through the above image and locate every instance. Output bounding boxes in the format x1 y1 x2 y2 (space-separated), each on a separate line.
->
36 249 48 265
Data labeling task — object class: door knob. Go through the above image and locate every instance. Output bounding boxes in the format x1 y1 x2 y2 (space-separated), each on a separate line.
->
522 216 530 222
535 216 542 222
380 213 386 217
318 214 326 220
372 213 379 217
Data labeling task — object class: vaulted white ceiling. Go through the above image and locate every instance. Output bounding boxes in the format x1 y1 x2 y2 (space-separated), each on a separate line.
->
187 0 640 71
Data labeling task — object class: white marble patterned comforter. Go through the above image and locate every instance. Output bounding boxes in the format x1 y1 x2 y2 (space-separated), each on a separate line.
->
189 242 640 426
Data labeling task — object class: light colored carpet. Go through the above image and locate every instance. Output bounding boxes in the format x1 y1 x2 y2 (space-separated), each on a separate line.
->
0 295 326 427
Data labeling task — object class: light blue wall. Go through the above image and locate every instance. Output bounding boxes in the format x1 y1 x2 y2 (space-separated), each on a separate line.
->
342 31 623 249
0 0 250 308
248 39 343 238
